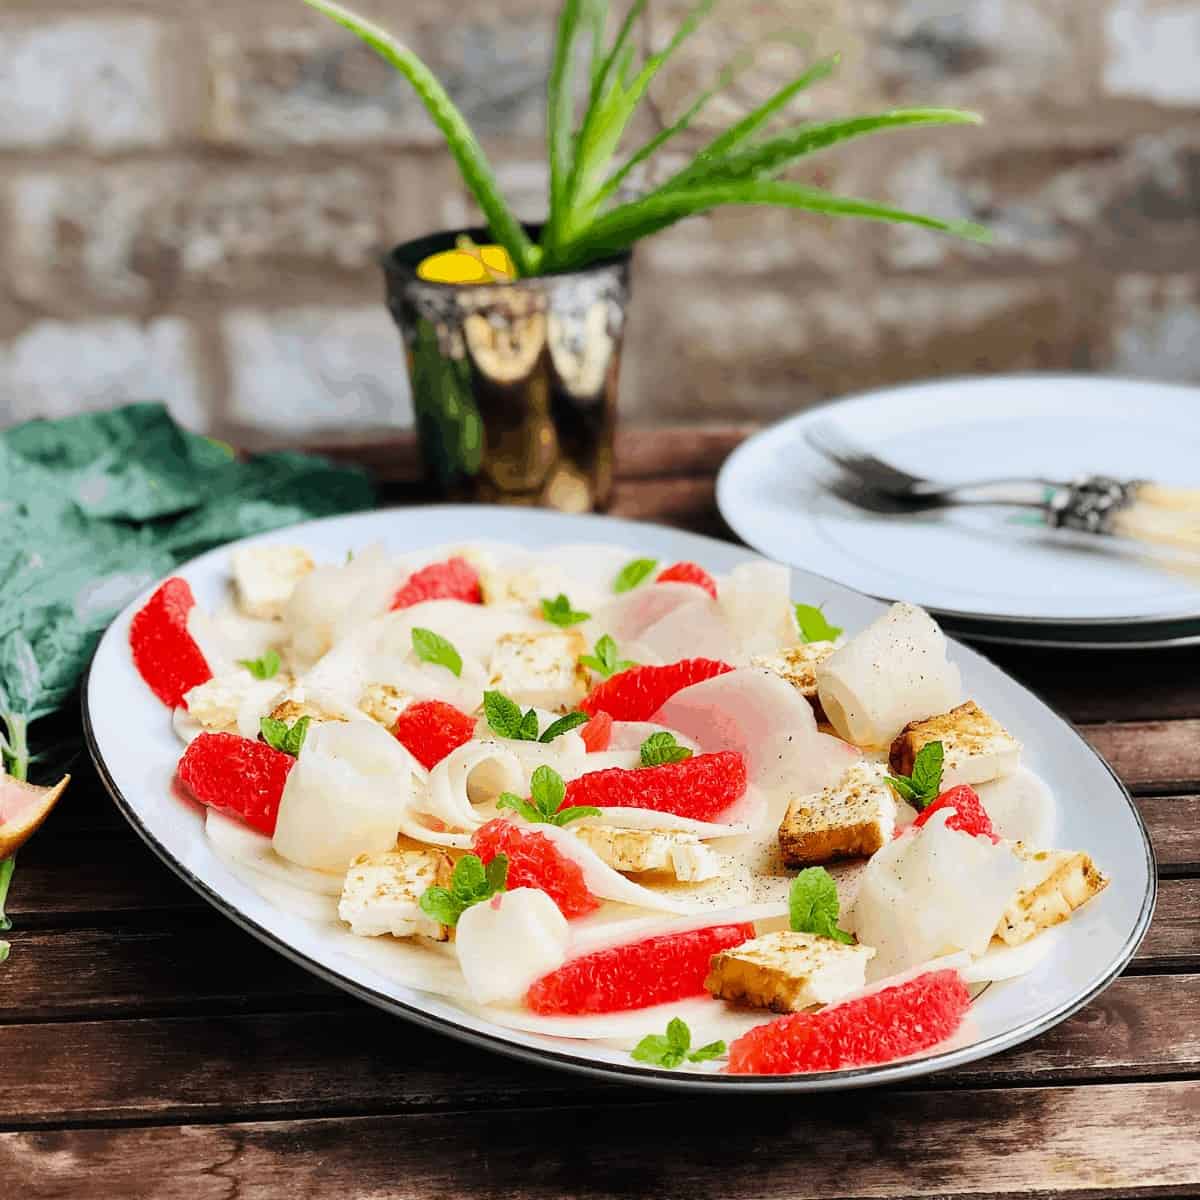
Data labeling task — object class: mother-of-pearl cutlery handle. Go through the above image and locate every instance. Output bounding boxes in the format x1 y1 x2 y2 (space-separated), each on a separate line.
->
1112 501 1200 552
1135 483 1200 512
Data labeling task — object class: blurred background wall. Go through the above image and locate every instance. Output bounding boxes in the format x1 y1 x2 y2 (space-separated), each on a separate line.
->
0 0 1197 445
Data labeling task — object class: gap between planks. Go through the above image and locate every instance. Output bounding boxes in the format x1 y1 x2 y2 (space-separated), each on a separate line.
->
2 1081 1200 1199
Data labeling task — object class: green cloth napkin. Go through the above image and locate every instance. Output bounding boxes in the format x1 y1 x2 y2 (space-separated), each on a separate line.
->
0 403 376 783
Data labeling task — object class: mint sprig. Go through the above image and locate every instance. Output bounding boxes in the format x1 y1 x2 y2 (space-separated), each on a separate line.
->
259 715 311 757
788 866 855 945
579 633 635 679
639 730 693 767
613 557 659 593
794 603 843 643
541 593 590 626
496 764 600 828
237 648 281 680
886 740 944 810
538 711 591 743
419 853 508 927
411 627 463 677
632 1017 726 1068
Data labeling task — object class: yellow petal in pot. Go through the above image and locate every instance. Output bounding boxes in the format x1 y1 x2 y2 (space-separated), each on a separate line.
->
417 243 516 285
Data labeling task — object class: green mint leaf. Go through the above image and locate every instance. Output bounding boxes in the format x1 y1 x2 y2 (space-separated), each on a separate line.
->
530 764 567 815
688 1040 727 1063
418 886 462 927
411 627 463 678
237 648 281 680
283 715 311 757
260 715 310 757
496 792 544 824
0 940 9 964
886 740 944 809
484 852 509 896
662 1048 687 1068
539 711 591 743
789 866 854 944
910 740 945 802
631 1034 673 1065
541 593 590 626
640 730 693 767
451 854 487 903
519 708 541 741
0 857 14 933
483 690 525 739
552 805 601 827
614 558 659 593
579 634 637 679
666 1017 691 1054
794 603 843 643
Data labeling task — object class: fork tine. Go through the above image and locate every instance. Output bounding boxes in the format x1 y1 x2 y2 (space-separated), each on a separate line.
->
803 420 925 495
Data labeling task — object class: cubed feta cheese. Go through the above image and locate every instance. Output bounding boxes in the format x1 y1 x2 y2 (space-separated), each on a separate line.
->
889 700 1021 788
778 762 896 867
337 846 454 940
573 825 723 882
486 630 588 712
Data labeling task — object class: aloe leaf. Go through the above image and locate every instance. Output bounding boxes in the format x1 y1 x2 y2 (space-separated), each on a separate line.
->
559 0 716 243
298 0 539 275
674 55 839 184
547 0 591 253
588 0 647 112
551 178 989 268
668 108 982 190
592 45 758 207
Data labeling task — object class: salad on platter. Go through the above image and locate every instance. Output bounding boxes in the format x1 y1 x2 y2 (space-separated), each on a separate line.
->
127 538 1108 1075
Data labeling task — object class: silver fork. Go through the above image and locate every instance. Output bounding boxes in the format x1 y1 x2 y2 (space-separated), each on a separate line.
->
803 420 1142 534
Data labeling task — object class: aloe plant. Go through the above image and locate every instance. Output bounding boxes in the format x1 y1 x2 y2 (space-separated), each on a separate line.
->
301 0 987 276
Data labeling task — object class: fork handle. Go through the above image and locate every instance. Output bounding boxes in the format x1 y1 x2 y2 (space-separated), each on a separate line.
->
1135 483 1200 512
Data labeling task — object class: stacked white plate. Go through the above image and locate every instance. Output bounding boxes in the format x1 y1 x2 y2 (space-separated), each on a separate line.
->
717 375 1200 650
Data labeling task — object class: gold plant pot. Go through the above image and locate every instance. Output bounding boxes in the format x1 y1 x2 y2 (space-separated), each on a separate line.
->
383 226 631 512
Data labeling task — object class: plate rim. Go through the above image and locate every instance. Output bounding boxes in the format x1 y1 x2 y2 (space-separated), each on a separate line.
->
83 503 1159 1093
716 371 1200 629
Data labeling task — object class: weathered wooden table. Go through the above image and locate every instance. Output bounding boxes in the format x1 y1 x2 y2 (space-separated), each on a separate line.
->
4 428 1199 1199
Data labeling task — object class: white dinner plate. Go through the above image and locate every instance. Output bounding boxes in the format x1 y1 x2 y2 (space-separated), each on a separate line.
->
716 375 1200 631
85 505 1155 1092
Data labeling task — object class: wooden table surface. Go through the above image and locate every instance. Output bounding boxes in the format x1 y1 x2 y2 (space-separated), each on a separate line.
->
5 427 1200 1199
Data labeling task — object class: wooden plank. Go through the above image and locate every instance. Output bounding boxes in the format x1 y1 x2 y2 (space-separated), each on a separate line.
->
1 880 1192 1024
1138 794 1200 875
1081 720 1200 793
4 1082 1199 1199
0 974 1195 1128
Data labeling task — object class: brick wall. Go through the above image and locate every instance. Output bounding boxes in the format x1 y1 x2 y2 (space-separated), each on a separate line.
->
0 0 1197 442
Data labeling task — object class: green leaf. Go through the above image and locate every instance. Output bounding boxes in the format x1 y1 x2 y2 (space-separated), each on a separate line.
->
554 804 602 827
794 603 843 643
640 731 693 767
789 866 855 944
0 857 15 933
666 1016 691 1054
496 792 544 824
550 178 991 271
238 648 281 680
664 108 982 192
539 711 591 743
613 558 658 593
411 627 463 677
631 1033 673 1064
418 886 462 927
546 0 589 253
519 707 541 741
541 593 591 626
485 852 509 895
579 633 635 678
530 764 567 814
887 740 945 809
297 0 538 275
260 715 310 757
451 854 488 902
688 1040 727 1063
484 690 525 739
674 56 839 176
